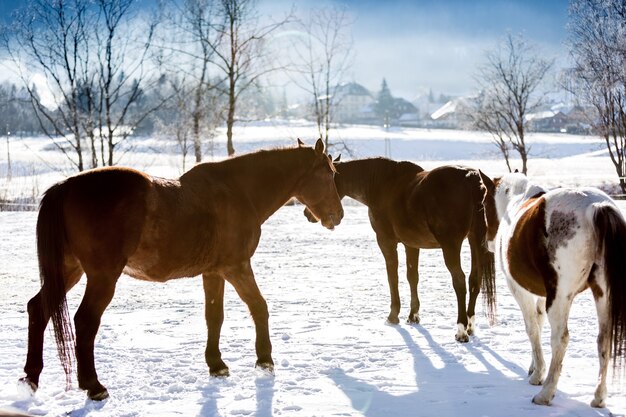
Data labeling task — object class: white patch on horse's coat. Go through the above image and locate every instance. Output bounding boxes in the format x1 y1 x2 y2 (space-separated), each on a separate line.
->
467 315 475 335
456 323 469 342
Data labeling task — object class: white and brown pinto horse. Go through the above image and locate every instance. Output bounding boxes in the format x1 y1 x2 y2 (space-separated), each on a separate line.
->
481 172 626 407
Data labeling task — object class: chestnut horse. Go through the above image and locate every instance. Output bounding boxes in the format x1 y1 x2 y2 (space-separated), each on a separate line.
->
20 139 343 400
481 172 626 407
305 158 496 342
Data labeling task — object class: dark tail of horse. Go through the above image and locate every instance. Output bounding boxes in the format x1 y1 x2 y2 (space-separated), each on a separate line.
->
37 181 75 387
594 204 626 374
470 170 497 324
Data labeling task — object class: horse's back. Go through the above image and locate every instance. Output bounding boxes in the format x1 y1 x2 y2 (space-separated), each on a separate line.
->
59 167 154 268
407 165 479 230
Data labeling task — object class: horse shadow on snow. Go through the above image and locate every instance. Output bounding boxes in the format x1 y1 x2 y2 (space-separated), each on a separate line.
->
327 325 615 417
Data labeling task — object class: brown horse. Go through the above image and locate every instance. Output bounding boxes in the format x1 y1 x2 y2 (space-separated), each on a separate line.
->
20 139 343 401
305 158 496 342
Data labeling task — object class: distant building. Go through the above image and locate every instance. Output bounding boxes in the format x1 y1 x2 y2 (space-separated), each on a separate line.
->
429 97 473 129
333 82 376 124
393 98 419 126
526 104 595 134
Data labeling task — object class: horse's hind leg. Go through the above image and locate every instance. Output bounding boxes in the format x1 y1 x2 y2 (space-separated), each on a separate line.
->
529 298 546 379
20 259 83 392
441 242 469 342
20 292 47 392
507 278 546 386
224 261 273 373
590 268 609 408
405 246 420 324
466 237 482 335
532 293 573 406
202 273 228 376
74 269 122 400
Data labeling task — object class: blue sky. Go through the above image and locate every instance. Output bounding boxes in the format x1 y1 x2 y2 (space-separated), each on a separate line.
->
0 0 570 99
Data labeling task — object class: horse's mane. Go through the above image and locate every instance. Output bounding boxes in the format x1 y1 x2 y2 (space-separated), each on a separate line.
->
344 157 424 176
181 145 313 180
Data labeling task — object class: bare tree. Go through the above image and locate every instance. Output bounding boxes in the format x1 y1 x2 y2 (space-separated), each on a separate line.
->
568 0 626 192
1 0 165 172
289 5 353 150
210 0 290 156
470 33 553 174
92 0 166 167
2 0 93 171
158 0 224 163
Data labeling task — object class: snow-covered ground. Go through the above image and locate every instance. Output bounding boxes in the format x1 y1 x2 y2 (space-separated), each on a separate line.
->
0 123 624 416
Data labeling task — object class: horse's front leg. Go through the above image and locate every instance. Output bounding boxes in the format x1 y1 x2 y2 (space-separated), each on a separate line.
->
376 236 400 324
405 245 420 324
202 273 228 376
441 242 469 342
224 261 274 373
532 293 573 406
507 277 546 385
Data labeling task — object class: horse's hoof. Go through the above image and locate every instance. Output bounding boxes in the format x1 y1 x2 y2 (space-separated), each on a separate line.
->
386 316 400 325
590 397 606 408
406 313 420 324
531 393 552 406
210 367 230 377
88 387 109 401
455 334 469 343
529 374 543 386
17 377 37 395
255 362 274 376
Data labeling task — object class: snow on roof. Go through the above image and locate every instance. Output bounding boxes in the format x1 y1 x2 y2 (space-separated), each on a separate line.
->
525 110 558 121
430 100 457 120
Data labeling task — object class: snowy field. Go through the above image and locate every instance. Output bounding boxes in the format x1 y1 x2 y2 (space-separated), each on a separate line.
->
1 123 625 416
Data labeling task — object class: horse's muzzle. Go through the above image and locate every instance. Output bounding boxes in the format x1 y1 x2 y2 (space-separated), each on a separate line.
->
321 209 343 230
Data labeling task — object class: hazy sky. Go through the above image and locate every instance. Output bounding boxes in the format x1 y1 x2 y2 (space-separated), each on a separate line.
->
270 0 570 99
0 0 570 100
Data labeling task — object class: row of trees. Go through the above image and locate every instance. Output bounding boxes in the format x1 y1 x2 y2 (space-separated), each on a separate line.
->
0 0 354 171
1 0 624 192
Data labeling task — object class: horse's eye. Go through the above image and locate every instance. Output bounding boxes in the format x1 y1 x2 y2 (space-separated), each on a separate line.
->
505 187 510 195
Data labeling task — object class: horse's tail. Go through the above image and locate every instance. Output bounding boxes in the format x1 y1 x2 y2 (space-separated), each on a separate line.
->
594 203 626 374
470 170 496 324
37 181 75 388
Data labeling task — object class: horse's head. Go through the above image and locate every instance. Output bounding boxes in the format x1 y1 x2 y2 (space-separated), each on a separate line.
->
295 139 343 230
481 171 535 252
302 153 341 225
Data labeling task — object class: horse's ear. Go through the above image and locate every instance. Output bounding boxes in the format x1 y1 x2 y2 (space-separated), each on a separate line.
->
314 138 324 154
334 154 341 163
297 138 305 147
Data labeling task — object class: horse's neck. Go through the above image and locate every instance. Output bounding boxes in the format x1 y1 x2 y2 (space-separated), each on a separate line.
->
336 159 397 206
188 150 307 223
506 183 547 216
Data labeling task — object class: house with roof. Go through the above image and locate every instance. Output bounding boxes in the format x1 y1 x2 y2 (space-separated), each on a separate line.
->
333 82 376 124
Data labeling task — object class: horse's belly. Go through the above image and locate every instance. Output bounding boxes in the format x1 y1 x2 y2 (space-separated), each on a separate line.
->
398 230 440 249
124 255 207 282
